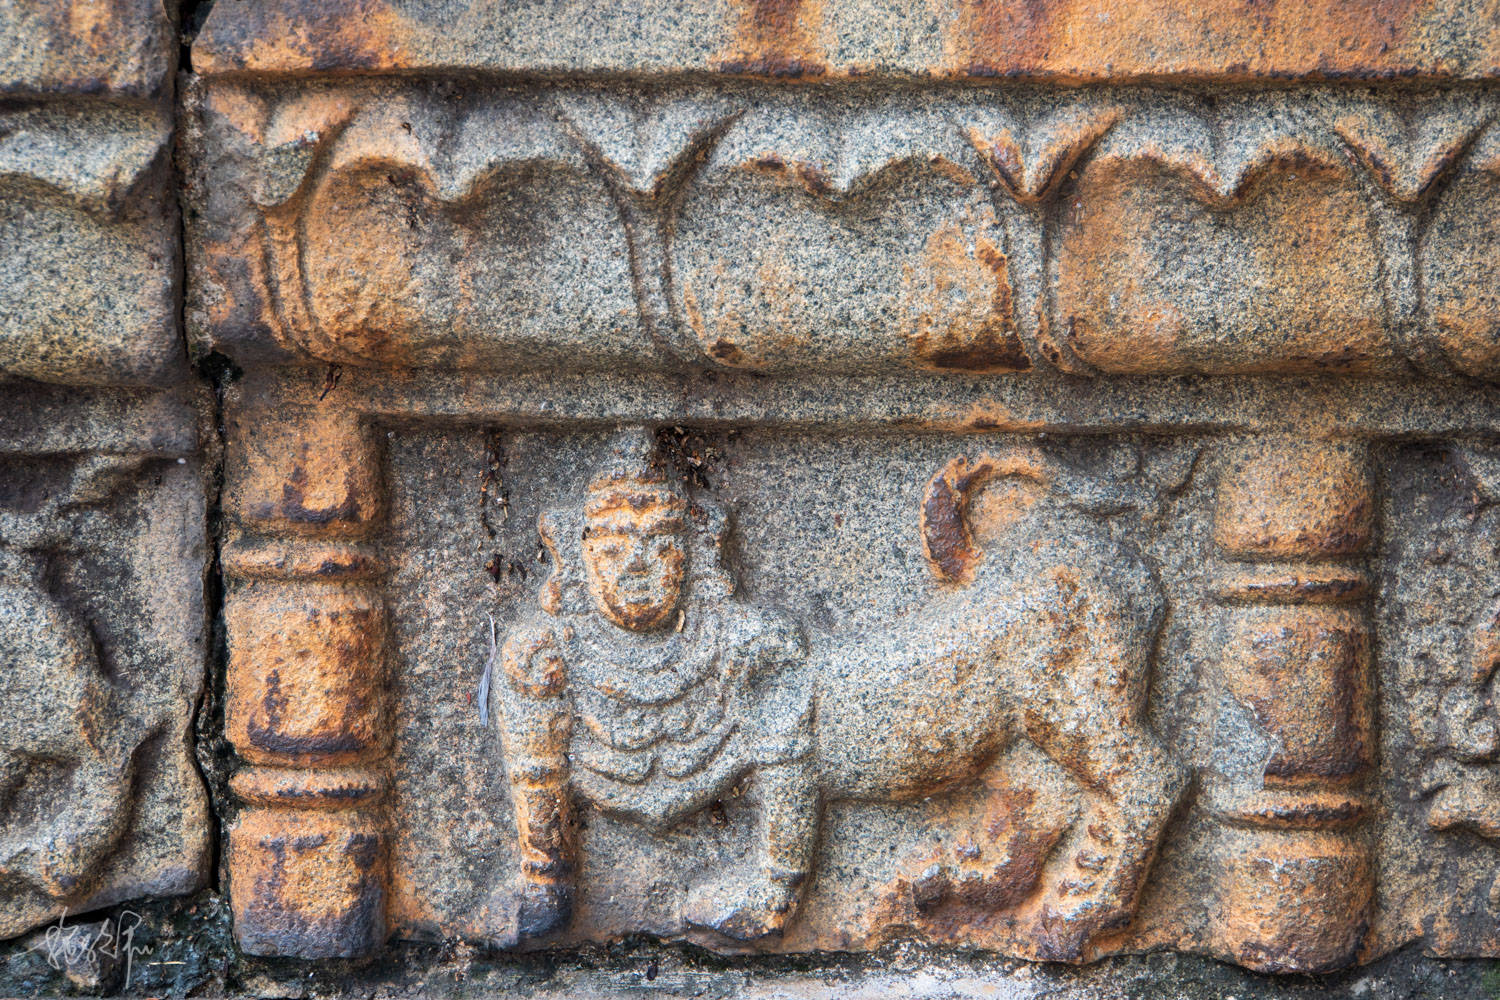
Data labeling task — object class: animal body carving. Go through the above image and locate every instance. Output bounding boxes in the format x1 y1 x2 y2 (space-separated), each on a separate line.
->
0 455 151 914
812 452 1187 958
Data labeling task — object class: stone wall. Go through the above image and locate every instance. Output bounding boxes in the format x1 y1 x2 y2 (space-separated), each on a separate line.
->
7 1 1500 995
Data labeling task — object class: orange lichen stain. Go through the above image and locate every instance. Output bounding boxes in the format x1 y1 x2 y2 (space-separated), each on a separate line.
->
231 402 382 537
0 0 168 91
206 84 271 144
230 807 388 939
232 0 408 74
203 227 282 352
64 1 115 48
923 788 1065 921
966 478 1049 544
1425 174 1500 375
853 757 1074 951
193 0 1500 78
743 153 834 196
1216 569 1370 607
678 271 710 344
915 401 1045 436
1220 608 1373 781
921 450 1050 582
386 866 438 933
262 90 360 159
226 585 389 768
968 126 1026 193
1429 299 1500 373
1211 827 1374 974
300 167 432 367
942 0 1431 81
928 155 979 188
904 221 1029 373
230 765 387 808
946 0 1064 77
1250 175 1389 372
714 0 828 77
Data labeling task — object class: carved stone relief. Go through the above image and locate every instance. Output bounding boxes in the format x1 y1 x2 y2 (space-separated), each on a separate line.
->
331 415 1201 962
188 3 1500 962
13 0 1500 993
202 362 1500 973
481 429 1187 958
0 0 211 948
190 81 1500 381
0 386 210 940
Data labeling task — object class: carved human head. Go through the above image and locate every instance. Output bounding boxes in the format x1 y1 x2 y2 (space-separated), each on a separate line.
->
580 433 689 632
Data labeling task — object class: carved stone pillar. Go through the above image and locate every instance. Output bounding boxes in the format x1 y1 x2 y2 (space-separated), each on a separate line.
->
1207 436 1377 973
223 390 390 958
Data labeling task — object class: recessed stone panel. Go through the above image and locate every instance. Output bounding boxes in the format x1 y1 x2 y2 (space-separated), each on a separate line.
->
0 383 211 940
203 367 1500 973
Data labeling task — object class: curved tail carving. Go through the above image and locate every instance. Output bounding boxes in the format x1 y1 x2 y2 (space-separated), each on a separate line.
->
920 449 1052 583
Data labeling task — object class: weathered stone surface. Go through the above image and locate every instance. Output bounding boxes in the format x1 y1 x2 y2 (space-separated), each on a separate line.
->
0 382 211 941
9 0 1500 992
185 0 1500 964
0 103 181 387
197 363 1500 976
0 0 172 99
194 0 1500 82
0 2 180 388
1422 117 1500 375
0 0 212 951
187 81 1500 378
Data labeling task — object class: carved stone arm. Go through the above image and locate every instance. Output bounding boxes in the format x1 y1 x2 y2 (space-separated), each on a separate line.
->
500 624 567 701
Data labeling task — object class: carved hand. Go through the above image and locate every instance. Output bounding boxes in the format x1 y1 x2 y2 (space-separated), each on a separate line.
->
501 626 567 699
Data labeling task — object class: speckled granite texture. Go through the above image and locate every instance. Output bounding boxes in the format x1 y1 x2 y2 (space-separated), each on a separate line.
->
8 1 1500 996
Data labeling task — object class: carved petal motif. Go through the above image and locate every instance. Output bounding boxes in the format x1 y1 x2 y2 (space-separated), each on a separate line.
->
0 106 178 386
1333 91 1493 203
671 99 1028 373
252 92 640 369
1421 122 1500 375
1055 96 1393 375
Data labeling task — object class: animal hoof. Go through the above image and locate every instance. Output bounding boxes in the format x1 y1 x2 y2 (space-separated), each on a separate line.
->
1025 900 1131 963
684 874 796 941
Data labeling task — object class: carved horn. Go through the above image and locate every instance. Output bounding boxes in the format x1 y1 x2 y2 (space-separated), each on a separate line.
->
920 451 1051 583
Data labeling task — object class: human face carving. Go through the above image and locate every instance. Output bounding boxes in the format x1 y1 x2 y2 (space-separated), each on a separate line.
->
582 507 686 632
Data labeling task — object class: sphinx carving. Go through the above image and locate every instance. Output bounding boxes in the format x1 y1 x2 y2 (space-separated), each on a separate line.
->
492 430 1186 959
